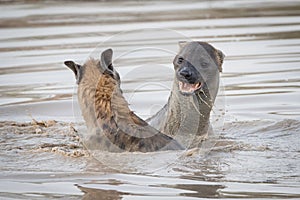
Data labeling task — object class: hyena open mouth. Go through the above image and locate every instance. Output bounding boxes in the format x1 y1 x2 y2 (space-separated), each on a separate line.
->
178 81 202 94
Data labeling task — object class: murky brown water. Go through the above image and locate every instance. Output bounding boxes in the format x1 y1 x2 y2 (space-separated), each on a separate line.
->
0 0 300 199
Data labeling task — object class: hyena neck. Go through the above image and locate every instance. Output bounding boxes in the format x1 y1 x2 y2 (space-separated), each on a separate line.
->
94 74 128 127
163 81 212 137
94 74 116 120
93 74 183 152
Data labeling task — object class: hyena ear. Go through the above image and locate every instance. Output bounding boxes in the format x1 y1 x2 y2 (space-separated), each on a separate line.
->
215 49 225 72
178 41 188 50
100 48 113 72
64 60 82 84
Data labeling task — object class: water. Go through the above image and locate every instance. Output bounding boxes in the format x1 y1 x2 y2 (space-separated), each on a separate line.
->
0 0 300 199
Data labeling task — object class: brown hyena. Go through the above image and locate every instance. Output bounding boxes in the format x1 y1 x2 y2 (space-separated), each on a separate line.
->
64 49 183 152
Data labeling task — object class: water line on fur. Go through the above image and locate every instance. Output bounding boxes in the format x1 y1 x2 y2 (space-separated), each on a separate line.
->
196 91 212 109
190 95 205 118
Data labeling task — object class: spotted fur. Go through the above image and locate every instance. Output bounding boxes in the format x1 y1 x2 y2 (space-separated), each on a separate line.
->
65 51 183 152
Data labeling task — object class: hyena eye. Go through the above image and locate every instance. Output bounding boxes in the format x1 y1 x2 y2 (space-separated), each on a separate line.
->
177 57 184 64
201 61 208 67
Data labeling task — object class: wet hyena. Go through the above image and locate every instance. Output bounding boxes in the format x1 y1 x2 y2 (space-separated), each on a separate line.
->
147 41 225 148
64 49 183 152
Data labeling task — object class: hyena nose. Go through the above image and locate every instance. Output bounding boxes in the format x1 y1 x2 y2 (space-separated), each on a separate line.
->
179 68 192 78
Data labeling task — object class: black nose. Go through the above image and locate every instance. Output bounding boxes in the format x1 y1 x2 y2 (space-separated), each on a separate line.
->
178 67 192 78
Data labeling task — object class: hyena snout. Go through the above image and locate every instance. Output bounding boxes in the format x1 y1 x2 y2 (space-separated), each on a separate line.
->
177 65 199 84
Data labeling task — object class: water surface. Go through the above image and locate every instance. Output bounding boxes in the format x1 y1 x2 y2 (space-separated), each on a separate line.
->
0 0 299 199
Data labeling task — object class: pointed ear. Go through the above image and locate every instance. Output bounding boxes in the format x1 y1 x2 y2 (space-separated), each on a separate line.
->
100 48 113 72
64 60 82 84
64 61 76 75
178 41 188 51
215 49 225 72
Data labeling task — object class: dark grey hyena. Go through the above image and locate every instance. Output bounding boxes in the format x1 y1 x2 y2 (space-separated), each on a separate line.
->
147 41 225 148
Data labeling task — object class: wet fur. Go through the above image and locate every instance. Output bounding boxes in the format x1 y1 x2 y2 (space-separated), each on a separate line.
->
147 42 225 148
66 56 183 152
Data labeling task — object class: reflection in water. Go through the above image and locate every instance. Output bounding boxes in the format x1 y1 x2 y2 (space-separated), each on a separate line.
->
79 186 124 200
169 184 225 198
0 0 300 199
78 182 225 199
76 172 226 199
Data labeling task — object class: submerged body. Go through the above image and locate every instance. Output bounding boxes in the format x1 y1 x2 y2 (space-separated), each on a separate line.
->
148 42 225 148
65 49 183 152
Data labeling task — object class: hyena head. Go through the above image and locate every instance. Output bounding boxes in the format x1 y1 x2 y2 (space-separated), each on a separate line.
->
64 48 120 87
64 49 120 126
173 41 225 103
